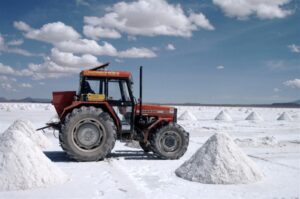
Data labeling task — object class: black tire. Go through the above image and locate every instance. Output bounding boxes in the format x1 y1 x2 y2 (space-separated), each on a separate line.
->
151 123 189 160
139 141 151 153
60 106 116 161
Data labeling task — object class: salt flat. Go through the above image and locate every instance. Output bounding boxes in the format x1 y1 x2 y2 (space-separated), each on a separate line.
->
0 103 299 199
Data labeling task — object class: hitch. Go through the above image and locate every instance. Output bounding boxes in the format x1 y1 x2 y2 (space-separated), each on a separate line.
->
36 122 61 137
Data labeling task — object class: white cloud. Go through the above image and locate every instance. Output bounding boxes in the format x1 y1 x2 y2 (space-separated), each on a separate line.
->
0 63 15 75
76 0 90 7
13 21 32 32
84 0 214 39
19 83 32 88
83 25 122 40
50 48 100 68
0 75 8 82
273 88 280 92
118 47 157 58
15 21 81 44
7 39 23 46
284 78 300 89
1 83 14 91
217 65 225 69
166 44 175 51
55 39 118 56
0 34 35 56
288 44 300 53
0 35 5 50
213 0 293 19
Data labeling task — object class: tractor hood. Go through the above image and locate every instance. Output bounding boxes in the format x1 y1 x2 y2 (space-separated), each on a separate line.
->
135 104 176 118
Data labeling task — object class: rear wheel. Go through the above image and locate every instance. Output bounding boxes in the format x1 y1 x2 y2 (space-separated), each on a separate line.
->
151 123 189 159
60 106 116 161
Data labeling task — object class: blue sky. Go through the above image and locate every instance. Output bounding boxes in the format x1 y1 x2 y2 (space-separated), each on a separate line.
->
0 0 299 104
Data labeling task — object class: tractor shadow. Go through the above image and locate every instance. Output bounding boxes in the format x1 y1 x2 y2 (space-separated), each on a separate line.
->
44 150 160 162
108 150 161 160
44 151 72 162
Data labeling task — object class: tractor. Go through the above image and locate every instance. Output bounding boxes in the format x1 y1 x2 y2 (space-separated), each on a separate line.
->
44 63 189 161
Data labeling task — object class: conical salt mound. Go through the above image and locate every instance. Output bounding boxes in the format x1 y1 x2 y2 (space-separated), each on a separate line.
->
0 129 68 191
277 112 293 121
6 120 52 149
214 110 232 121
178 110 197 121
245 111 263 121
175 133 263 184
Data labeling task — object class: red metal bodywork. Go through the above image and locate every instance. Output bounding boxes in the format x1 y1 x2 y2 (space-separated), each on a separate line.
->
52 91 175 132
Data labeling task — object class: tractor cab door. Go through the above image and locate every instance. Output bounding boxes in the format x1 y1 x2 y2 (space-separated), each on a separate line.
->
106 79 134 132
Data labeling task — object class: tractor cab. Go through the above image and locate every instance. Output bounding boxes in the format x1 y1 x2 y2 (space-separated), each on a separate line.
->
78 64 135 132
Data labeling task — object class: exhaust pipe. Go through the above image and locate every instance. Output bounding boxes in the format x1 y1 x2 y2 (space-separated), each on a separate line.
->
139 66 143 117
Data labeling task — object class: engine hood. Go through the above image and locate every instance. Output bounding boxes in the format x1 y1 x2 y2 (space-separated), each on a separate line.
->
135 104 176 116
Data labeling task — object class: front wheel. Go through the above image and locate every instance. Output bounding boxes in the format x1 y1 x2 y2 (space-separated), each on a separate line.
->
150 123 189 159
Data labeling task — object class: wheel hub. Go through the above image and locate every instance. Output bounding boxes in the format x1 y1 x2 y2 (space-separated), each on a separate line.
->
73 119 104 150
160 131 181 152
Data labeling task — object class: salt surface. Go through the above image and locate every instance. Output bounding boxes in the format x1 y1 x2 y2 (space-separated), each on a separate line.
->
214 110 232 121
0 129 68 191
175 133 263 184
178 110 197 121
235 136 278 147
6 120 51 149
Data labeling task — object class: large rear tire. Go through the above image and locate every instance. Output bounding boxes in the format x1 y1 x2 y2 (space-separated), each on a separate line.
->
60 106 116 161
150 123 189 159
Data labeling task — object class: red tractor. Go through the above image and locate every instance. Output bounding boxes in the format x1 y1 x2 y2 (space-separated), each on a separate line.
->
46 63 189 161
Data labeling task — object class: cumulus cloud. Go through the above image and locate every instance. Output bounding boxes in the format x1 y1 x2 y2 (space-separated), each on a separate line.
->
166 44 175 51
0 63 15 75
284 78 300 89
83 25 122 40
14 21 81 44
14 21 156 59
19 83 32 88
118 47 157 58
213 0 293 19
83 0 214 39
7 39 23 46
55 39 118 56
288 44 300 53
50 48 100 68
217 65 225 69
0 34 35 56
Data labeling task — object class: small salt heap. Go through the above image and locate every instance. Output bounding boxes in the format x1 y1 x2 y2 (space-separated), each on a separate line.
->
214 110 232 121
277 112 293 121
245 111 263 121
178 110 197 121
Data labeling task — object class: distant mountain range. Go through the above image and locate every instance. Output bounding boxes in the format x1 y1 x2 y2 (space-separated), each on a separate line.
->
0 97 299 107
0 97 50 103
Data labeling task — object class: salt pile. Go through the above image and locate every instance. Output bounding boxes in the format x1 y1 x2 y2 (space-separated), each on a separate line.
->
175 133 263 184
178 110 197 121
0 129 68 191
245 111 263 121
6 120 51 149
277 112 293 121
214 110 232 121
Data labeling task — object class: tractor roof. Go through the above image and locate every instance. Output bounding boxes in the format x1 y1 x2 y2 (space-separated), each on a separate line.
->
80 62 132 78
